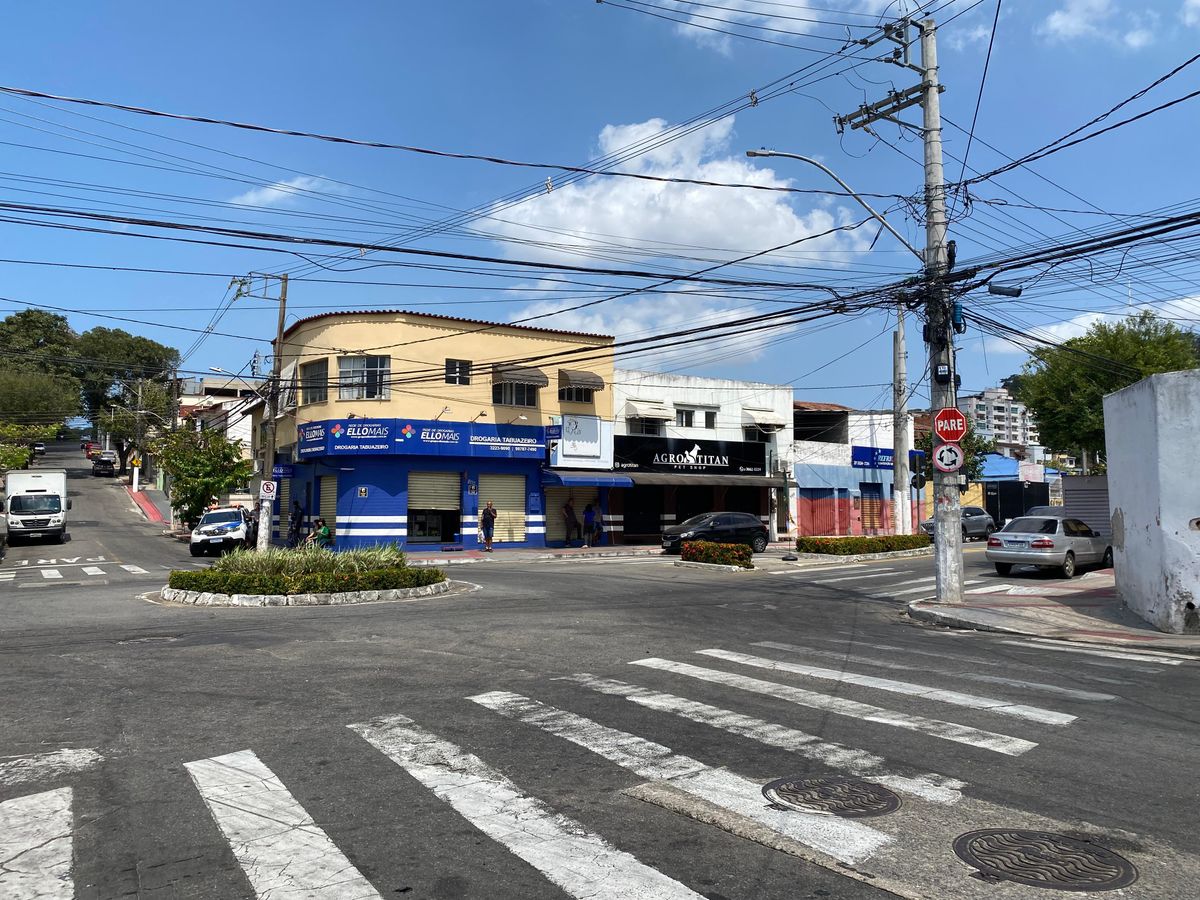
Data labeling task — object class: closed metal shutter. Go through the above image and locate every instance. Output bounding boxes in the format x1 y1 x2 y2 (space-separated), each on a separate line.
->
1062 476 1111 536
409 472 461 510
318 475 337 533
544 486 598 542
859 484 884 533
277 478 291 541
478 474 526 542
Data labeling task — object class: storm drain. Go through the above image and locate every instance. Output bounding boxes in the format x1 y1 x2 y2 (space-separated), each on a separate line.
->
761 775 901 818
952 829 1138 892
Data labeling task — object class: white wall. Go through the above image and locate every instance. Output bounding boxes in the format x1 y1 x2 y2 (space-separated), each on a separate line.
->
548 414 614 469
1104 371 1200 634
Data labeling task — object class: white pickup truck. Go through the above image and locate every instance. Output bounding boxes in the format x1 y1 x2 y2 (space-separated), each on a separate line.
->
4 469 71 544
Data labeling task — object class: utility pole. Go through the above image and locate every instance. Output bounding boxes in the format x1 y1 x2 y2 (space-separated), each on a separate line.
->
835 17 962 600
257 274 288 551
132 379 144 493
893 309 910 535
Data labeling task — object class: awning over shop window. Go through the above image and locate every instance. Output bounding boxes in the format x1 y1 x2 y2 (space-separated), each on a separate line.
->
542 470 633 488
492 364 549 387
559 368 606 391
627 472 786 487
742 408 789 428
623 400 673 420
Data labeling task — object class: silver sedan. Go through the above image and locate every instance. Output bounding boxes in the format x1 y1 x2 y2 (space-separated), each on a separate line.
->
985 516 1113 578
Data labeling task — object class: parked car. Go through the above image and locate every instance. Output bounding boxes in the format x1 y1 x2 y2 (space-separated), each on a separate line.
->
92 458 115 477
920 506 996 540
98 450 118 464
189 507 252 556
662 511 769 554
986 516 1112 578
85 445 102 460
31 441 45 455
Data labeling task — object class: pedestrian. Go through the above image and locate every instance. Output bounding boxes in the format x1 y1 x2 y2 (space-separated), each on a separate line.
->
207 496 220 511
287 501 304 548
305 517 332 549
480 500 498 552
562 498 581 545
591 507 604 547
582 503 595 549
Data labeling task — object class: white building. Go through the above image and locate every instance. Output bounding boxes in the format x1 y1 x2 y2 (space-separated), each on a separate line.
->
959 386 1040 451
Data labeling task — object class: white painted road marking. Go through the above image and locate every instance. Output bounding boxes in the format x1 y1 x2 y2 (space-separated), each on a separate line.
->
559 673 964 804
41 568 62 580
632 658 1037 756
184 749 382 899
0 787 74 898
782 563 868 575
867 579 983 598
82 566 105 576
0 747 103 787
698 648 1074 725
0 572 13 581
965 583 1017 594
119 564 149 574
350 714 704 899
470 691 891 866
999 640 1183 665
813 571 897 583
1013 638 1192 664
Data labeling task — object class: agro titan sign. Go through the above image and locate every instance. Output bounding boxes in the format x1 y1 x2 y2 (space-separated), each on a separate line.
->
297 418 547 459
933 407 968 443
613 435 766 475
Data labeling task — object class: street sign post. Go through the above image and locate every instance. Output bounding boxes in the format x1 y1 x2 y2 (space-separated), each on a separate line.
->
934 442 964 473
259 480 278 500
933 407 968 444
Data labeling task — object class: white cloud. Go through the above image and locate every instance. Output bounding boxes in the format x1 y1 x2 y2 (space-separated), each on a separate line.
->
1182 0 1200 26
229 175 338 208
1038 0 1156 48
947 24 994 52
985 296 1200 354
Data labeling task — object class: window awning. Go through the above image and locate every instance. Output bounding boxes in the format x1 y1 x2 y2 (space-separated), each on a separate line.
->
742 408 790 428
542 470 633 488
492 364 549 387
623 400 673 421
559 368 605 391
627 472 787 487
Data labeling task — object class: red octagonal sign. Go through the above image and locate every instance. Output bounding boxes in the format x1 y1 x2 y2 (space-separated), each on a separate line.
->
933 407 968 443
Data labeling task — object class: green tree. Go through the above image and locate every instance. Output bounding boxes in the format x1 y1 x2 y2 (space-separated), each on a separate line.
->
74 327 179 426
915 416 996 483
0 310 78 377
0 372 81 426
1018 312 1199 457
102 380 173 474
149 427 252 527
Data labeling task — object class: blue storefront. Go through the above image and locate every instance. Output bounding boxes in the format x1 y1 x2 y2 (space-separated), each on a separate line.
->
279 418 553 549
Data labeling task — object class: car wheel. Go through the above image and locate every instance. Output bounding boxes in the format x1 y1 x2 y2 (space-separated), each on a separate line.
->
1060 552 1076 579
1101 546 1114 568
189 545 204 557
994 562 1012 576
985 524 995 537
961 525 970 541
751 534 768 554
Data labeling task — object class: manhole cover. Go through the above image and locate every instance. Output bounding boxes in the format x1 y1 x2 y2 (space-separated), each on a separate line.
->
953 829 1138 892
761 775 901 818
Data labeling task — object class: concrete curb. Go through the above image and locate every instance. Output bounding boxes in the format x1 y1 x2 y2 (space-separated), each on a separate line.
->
673 560 754 573
160 579 452 607
124 486 165 524
791 546 934 564
408 548 667 566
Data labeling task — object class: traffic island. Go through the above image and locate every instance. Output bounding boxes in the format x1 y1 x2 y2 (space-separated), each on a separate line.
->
159 579 454 607
792 534 933 564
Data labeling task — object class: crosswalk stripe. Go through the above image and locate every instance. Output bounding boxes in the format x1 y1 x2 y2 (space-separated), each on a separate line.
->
0 747 103 787
698 648 1074 725
119 564 149 574
866 579 983 598
813 572 896 583
41 568 62 580
965 583 1017 594
631 658 1037 755
0 787 73 898
1021 637 1194 663
469 691 891 866
999 639 1184 665
558 673 964 804
0 572 14 581
753 641 1117 702
82 566 105 576
184 749 382 899
782 563 868 574
350 714 705 899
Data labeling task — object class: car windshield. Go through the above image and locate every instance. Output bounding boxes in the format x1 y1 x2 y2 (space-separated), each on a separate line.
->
1002 517 1059 534
679 514 714 527
200 511 242 525
10 495 62 514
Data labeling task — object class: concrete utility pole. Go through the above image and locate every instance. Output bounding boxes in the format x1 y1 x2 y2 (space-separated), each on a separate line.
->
132 379 144 493
257 273 288 552
893 312 909 534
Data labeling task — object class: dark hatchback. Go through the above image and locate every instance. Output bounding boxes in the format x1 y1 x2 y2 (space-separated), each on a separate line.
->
662 512 769 554
92 458 116 477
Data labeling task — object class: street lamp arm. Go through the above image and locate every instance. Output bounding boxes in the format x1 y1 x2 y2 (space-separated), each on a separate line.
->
745 149 924 263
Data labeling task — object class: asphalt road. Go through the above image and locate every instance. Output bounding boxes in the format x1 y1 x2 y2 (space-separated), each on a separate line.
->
2 444 1197 899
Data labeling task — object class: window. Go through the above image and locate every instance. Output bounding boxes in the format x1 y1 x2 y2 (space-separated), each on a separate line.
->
628 417 663 436
493 382 538 407
445 359 472 386
675 409 694 428
704 410 717 429
558 386 594 403
300 359 328 405
338 355 391 400
743 426 769 443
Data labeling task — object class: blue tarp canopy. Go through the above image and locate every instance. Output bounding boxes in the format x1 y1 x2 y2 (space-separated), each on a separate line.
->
979 452 1062 480
541 470 633 488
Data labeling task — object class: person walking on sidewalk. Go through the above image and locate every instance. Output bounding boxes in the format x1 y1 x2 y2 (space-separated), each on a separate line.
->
480 500 497 552
562 498 581 545
287 501 304 548
582 503 595 549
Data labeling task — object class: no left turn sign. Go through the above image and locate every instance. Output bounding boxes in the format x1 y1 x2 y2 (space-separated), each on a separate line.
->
934 443 965 473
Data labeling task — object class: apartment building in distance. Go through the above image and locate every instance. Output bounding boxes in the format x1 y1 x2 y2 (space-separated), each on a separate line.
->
958 386 1040 454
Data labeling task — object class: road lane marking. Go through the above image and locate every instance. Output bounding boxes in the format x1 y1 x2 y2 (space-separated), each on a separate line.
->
753 642 1117 702
558 673 964 804
469 691 891 866
781 564 868 575
41 569 62 580
350 714 704 899
184 749 382 899
1000 640 1185 665
813 572 897 583
0 572 13 581
82 566 105 576
0 747 103 787
866 580 983 598
119 564 149 574
698 648 1073 725
631 658 1037 756
0 787 73 898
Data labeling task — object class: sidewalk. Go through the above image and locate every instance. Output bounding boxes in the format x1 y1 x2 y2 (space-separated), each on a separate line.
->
125 485 171 525
908 570 1200 653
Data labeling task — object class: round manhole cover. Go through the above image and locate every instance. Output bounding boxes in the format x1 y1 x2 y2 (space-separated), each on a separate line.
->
953 829 1138 892
762 775 901 818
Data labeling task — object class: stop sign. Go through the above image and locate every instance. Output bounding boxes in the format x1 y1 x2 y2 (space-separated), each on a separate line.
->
933 407 968 443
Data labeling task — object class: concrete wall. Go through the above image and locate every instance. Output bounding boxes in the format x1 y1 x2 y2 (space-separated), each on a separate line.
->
1104 370 1200 634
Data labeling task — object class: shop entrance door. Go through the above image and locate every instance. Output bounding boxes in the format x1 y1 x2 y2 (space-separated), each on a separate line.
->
478 474 526 542
675 486 713 524
318 475 337 541
622 485 662 540
544 486 597 543
408 472 462 543
859 483 884 534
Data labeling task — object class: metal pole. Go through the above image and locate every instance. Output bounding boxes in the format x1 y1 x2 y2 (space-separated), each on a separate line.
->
921 19 963 602
132 380 143 493
257 274 288 552
893 308 910 535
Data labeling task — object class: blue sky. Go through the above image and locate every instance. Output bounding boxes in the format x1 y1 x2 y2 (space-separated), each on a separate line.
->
2 0 1198 410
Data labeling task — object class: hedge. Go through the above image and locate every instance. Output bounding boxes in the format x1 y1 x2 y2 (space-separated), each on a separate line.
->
795 534 931 555
167 566 446 596
681 540 754 569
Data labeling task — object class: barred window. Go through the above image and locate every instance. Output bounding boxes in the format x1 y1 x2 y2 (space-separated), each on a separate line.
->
338 355 390 401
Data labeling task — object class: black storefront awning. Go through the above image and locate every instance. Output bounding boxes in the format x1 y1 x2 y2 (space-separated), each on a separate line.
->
626 472 786 487
559 368 605 391
492 364 549 387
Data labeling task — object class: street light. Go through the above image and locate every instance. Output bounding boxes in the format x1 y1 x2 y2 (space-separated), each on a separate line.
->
745 148 920 537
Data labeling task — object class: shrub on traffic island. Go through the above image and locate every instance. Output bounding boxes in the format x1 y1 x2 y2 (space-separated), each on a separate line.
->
794 534 931 555
167 566 445 596
681 540 754 569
